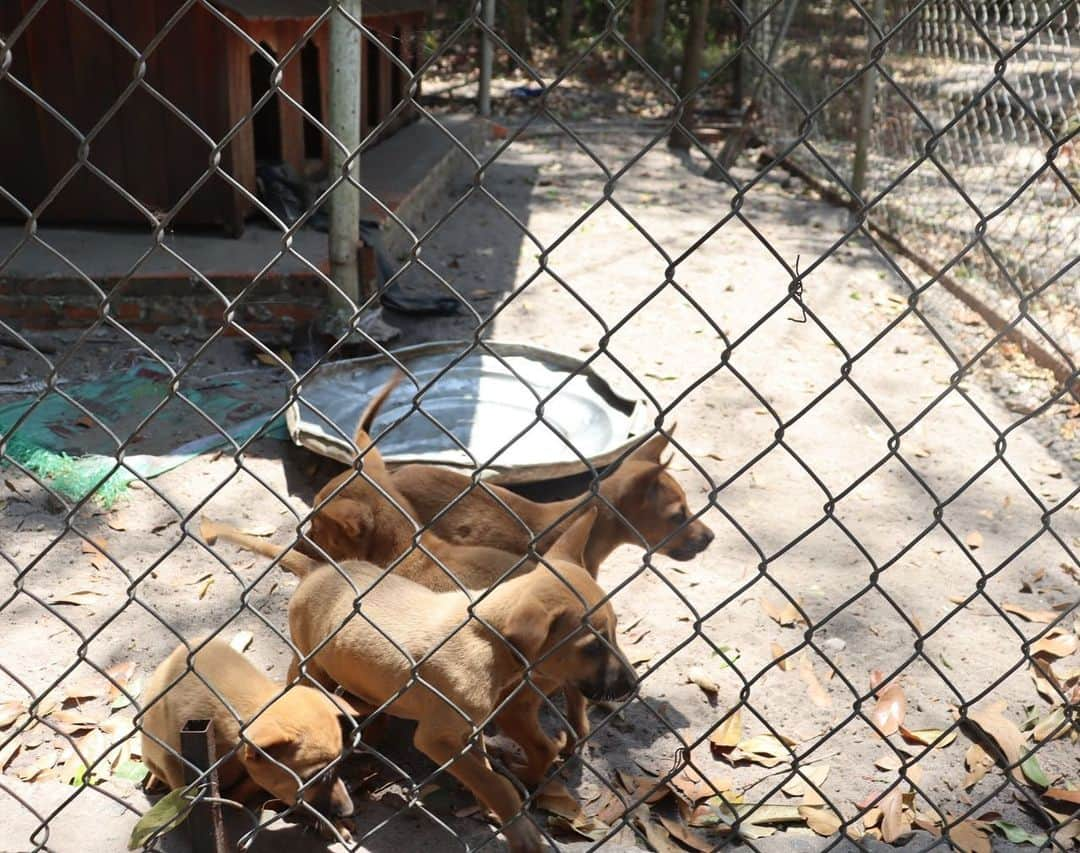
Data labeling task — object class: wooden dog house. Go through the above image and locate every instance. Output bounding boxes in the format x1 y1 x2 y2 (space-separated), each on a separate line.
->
0 0 428 235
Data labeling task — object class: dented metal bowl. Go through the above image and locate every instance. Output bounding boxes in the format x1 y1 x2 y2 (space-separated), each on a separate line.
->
286 341 650 483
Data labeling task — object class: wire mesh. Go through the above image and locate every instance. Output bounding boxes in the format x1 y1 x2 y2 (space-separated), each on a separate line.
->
0 0 1078 852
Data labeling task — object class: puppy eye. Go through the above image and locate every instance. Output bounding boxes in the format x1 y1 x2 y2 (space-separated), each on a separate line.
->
584 638 605 656
671 509 688 524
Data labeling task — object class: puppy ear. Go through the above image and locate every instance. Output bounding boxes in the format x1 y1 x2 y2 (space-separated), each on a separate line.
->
544 507 598 565
631 426 675 462
500 601 572 661
242 715 291 763
321 497 373 541
326 692 360 718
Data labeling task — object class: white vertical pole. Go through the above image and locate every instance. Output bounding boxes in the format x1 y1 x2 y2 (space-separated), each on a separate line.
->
329 0 363 310
478 0 494 117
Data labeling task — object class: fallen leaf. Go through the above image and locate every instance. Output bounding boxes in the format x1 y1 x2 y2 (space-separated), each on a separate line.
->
51 590 105 607
992 820 1047 846
963 743 994 788
197 576 214 600
1031 629 1078 658
666 767 732 803
111 675 143 710
229 631 254 654
0 736 21 770
113 759 149 784
949 820 991 853
712 802 804 839
1002 603 1062 623
238 523 276 537
0 700 25 728
49 707 109 734
106 516 127 532
709 708 742 751
898 726 958 749
631 806 685 852
875 754 903 771
15 746 58 781
536 780 582 819
127 786 195 849
724 734 791 768
1020 753 1051 788
1032 708 1067 742
771 643 792 671
686 666 719 700
594 789 628 825
81 538 110 571
617 771 669 805
781 764 829 798
799 654 831 709
870 682 906 737
965 531 983 550
800 805 842 836
966 703 1027 784
1044 788 1080 805
880 788 909 843
657 816 714 851
761 597 803 627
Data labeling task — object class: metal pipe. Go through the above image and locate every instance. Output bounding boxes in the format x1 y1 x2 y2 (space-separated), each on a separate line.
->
851 0 885 198
478 0 494 116
328 0 363 308
181 718 227 853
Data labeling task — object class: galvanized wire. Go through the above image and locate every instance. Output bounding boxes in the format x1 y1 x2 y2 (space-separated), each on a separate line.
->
0 0 1078 851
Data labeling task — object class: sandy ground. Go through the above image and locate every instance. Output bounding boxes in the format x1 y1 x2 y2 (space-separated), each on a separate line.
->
1 120 1078 853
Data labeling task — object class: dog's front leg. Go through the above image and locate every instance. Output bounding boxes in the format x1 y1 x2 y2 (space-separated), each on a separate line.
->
561 687 590 755
494 689 564 788
412 722 545 853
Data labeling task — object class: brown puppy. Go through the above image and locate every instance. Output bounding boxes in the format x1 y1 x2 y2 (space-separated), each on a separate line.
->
286 513 637 853
291 374 539 592
391 427 715 575
141 639 355 822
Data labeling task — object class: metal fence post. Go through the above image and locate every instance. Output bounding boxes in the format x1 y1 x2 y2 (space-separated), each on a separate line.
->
329 0 364 309
181 719 228 853
478 0 495 117
851 0 885 200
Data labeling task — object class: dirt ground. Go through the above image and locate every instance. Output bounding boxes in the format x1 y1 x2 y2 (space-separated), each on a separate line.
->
1 120 1078 853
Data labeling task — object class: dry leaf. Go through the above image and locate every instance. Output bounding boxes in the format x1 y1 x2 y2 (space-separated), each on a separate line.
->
761 597 803 627
631 807 684 852
950 820 991 853
0 736 21 771
870 683 906 737
535 780 582 819
799 654 831 709
880 788 909 843
0 700 25 729
771 643 792 671
1043 788 1080 805
709 708 742 751
965 531 983 550
1031 629 1078 658
1001 603 1062 623
239 523 276 537
966 703 1026 785
197 576 214 600
15 746 58 781
725 734 791 768
1033 708 1067 742
781 764 829 798
800 805 842 836
657 816 714 852
898 726 958 749
617 771 669 805
594 790 627 825
666 767 732 803
106 516 127 532
963 743 994 789
229 631 254 654
51 590 105 607
875 754 903 772
712 802 804 839
80 538 110 571
686 665 719 698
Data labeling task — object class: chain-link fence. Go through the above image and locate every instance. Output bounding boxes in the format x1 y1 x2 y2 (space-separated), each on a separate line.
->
1 1 1078 852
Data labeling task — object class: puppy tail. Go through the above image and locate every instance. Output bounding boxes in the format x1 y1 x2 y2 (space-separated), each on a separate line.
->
355 370 404 448
199 517 319 578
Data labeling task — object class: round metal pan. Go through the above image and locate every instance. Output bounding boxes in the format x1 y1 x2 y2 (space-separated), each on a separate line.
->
286 341 651 483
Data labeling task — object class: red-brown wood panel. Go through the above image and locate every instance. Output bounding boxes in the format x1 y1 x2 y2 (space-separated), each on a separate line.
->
277 20 305 173
0 1 47 220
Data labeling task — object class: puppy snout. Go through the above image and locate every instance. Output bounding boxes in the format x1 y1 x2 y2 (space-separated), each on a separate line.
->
602 651 639 702
697 527 715 550
330 780 355 819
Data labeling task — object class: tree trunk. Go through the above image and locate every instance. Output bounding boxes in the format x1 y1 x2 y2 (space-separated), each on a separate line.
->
646 0 666 66
506 0 530 66
557 0 575 56
668 0 709 149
